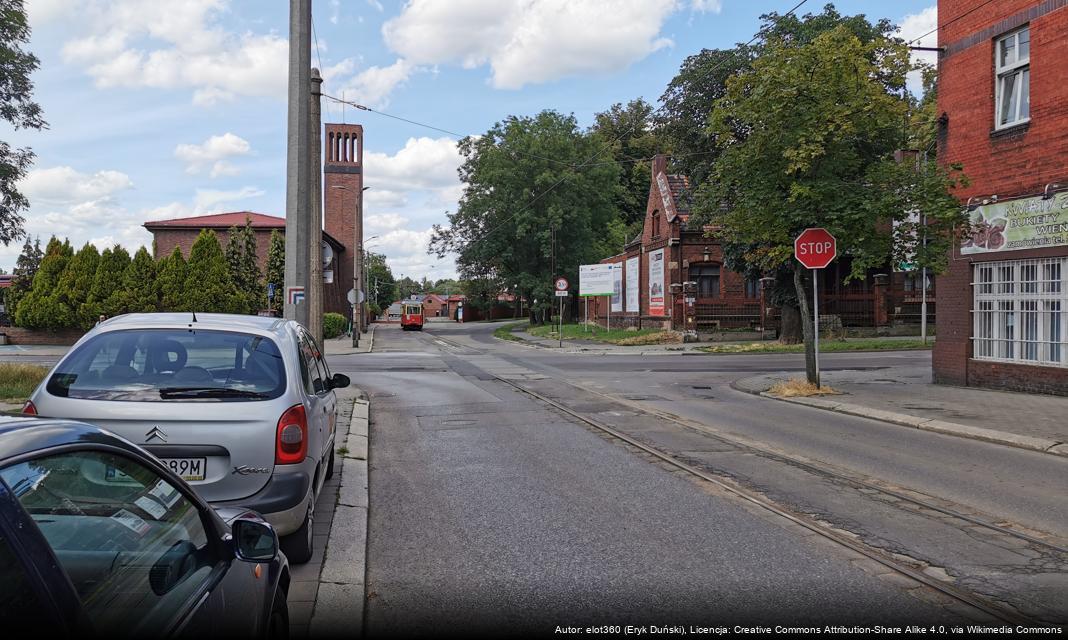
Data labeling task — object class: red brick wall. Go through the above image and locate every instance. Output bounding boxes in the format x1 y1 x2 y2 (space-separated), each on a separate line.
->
2 326 84 345
323 123 363 317
152 227 276 273
934 0 1068 392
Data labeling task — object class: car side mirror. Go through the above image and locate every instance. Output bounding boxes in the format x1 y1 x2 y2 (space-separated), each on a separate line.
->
329 373 350 390
232 518 278 562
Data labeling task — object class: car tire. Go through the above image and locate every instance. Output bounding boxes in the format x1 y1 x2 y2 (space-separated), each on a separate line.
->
267 588 290 639
325 445 335 481
281 501 314 564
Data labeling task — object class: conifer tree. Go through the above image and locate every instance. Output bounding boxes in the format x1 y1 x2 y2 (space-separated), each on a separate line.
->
82 245 131 322
265 229 285 314
224 218 261 310
15 237 72 329
53 242 100 329
6 235 43 319
157 246 188 311
117 247 159 314
184 229 246 314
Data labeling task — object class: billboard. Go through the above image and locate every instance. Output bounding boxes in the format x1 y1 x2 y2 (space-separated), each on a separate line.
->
580 263 616 296
625 257 639 313
611 265 623 312
648 248 665 316
962 191 1068 255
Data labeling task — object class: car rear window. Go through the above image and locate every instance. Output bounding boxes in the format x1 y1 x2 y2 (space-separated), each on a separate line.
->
46 329 286 401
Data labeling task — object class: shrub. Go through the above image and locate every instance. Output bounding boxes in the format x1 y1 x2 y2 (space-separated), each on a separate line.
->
323 312 347 339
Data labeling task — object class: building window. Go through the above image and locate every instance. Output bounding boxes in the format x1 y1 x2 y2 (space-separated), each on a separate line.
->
745 278 760 299
652 211 661 238
691 265 720 298
973 258 1065 367
995 26 1030 129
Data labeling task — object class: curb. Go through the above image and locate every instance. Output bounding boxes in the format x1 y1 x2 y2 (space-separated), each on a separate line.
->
310 397 370 636
730 378 1068 458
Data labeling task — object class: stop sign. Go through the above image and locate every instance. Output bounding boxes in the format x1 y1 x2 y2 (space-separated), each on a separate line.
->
795 228 837 269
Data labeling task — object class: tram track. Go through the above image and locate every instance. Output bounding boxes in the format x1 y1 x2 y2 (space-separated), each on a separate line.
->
493 374 1064 627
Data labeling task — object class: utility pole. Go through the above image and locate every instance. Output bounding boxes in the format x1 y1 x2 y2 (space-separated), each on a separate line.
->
284 0 311 326
308 67 324 344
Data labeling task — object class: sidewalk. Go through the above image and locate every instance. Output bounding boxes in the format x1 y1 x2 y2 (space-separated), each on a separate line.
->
324 324 376 355
734 365 1068 458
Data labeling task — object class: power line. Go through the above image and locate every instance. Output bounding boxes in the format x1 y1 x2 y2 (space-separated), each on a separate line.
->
904 0 998 47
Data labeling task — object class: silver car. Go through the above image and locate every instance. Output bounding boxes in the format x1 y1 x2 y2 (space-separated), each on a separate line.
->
25 313 349 564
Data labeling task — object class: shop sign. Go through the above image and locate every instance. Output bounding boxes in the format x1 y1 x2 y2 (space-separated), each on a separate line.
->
962 191 1068 255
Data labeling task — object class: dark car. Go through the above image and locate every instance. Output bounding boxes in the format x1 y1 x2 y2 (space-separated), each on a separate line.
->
0 416 290 637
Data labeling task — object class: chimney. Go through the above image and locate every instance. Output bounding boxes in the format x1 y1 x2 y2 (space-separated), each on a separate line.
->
323 123 364 316
652 153 668 180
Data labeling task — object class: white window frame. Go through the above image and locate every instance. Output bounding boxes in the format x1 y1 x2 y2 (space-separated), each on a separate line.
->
973 258 1066 368
995 26 1030 130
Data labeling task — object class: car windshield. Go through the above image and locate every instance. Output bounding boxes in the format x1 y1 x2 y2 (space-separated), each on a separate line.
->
46 328 286 402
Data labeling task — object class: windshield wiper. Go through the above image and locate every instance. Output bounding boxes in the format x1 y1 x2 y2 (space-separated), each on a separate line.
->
158 387 269 399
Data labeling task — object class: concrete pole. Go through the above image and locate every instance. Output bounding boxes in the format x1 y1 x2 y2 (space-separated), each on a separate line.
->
284 0 311 326
355 186 365 336
308 68 324 344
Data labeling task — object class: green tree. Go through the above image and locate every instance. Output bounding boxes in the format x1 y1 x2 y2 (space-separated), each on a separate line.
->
15 237 71 329
82 245 131 322
6 234 42 319
590 99 664 232
365 251 395 310
461 275 504 314
53 242 100 328
0 0 47 245
157 246 188 311
115 247 160 314
692 25 966 383
430 110 624 321
265 229 285 314
184 229 246 314
394 276 420 301
225 217 261 310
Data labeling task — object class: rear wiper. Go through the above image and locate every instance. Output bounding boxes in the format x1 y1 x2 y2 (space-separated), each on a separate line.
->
158 387 269 399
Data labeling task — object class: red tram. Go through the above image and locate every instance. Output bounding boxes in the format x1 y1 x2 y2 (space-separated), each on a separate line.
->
400 301 424 331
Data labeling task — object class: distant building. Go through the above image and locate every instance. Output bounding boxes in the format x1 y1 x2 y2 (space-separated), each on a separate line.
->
933 0 1068 394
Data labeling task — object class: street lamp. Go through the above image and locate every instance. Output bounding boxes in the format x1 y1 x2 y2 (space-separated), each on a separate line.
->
331 184 371 346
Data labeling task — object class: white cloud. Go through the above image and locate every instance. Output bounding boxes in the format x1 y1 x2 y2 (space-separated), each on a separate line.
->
364 189 408 209
382 0 679 89
58 0 288 105
25 0 72 25
335 58 414 108
174 132 252 178
365 213 410 235
21 166 133 205
899 5 938 94
365 137 461 192
194 186 266 213
690 0 722 12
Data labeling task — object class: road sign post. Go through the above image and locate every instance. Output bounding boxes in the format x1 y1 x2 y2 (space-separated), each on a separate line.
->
794 228 838 388
554 277 569 348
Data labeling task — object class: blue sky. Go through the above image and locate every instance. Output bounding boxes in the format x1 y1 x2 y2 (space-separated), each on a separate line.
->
9 0 938 281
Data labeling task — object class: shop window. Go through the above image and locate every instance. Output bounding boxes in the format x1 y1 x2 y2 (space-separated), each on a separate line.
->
995 26 1030 129
691 265 720 298
973 258 1066 367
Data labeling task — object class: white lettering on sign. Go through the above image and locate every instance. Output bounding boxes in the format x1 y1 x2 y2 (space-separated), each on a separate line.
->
797 242 834 255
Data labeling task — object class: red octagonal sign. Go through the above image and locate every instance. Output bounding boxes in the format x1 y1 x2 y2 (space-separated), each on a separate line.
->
795 228 837 269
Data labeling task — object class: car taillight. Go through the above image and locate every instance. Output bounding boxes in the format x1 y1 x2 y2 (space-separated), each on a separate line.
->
21 401 37 416
275 404 307 465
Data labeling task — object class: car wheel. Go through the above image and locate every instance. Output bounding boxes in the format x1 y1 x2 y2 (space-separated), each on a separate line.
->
281 501 314 564
325 445 335 481
267 588 290 639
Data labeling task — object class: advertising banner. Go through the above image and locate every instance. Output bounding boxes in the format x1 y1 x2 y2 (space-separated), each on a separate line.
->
962 191 1068 255
580 264 615 296
611 265 623 312
625 257 639 313
649 249 665 316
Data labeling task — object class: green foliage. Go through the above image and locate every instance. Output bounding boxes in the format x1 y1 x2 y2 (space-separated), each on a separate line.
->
184 229 246 314
157 246 188 311
82 245 131 323
590 99 664 228
225 217 262 310
117 247 160 315
0 0 46 245
394 276 420 301
430 110 623 314
265 229 285 314
15 237 72 329
323 312 347 339
365 251 395 310
53 243 99 329
461 276 503 312
6 235 42 320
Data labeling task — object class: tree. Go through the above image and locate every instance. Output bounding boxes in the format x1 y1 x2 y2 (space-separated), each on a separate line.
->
364 251 395 310
117 247 160 314
590 99 664 232
430 110 625 322
53 242 99 328
184 229 246 314
461 275 504 314
394 276 420 301
265 229 284 314
0 0 47 245
14 237 71 329
6 234 42 319
225 217 261 310
158 246 188 311
691 25 966 384
83 245 131 322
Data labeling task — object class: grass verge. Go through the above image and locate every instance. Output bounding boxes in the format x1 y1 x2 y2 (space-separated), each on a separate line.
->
700 338 934 354
493 321 527 342
0 363 49 404
528 323 680 345
768 378 841 397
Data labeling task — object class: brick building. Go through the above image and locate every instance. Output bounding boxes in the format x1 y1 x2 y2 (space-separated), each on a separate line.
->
933 0 1068 394
592 156 927 333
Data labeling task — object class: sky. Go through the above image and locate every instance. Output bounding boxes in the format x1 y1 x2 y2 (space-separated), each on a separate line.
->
8 0 939 283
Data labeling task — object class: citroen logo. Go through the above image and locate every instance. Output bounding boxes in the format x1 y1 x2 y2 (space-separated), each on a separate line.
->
145 427 168 443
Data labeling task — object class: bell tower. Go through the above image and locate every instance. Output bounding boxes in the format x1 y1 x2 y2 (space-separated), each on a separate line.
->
323 124 363 316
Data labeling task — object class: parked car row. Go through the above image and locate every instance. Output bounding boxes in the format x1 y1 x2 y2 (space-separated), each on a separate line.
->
0 313 350 637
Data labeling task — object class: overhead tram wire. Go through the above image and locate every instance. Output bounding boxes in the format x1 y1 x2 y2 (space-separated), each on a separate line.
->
904 0 998 47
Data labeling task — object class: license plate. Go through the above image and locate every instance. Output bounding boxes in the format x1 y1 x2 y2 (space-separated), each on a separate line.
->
161 458 206 482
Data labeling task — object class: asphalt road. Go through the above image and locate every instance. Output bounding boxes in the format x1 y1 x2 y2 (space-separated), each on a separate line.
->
328 323 976 634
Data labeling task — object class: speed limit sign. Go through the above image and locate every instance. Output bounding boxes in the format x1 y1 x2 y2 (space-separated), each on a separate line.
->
554 277 569 291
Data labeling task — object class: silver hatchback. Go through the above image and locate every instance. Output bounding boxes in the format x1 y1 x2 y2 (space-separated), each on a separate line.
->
26 313 349 564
